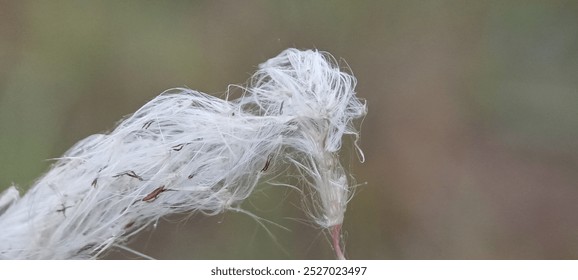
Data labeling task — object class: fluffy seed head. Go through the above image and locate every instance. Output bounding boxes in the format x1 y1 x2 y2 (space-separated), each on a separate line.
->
0 48 366 259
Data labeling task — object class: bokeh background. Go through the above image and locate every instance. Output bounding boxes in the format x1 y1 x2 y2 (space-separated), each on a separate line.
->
1 1 578 259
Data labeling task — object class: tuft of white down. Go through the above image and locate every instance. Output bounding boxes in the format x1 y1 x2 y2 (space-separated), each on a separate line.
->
0 48 366 259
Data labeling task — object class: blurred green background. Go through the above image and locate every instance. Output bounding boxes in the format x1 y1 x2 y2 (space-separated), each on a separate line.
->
1 1 578 259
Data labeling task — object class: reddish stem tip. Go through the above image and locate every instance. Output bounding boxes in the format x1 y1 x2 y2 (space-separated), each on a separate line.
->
331 224 346 260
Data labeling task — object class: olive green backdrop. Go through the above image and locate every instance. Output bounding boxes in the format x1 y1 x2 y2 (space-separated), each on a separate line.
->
1 1 578 259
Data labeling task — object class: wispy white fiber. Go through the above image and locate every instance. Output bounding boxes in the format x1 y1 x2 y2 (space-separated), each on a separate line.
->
0 48 366 259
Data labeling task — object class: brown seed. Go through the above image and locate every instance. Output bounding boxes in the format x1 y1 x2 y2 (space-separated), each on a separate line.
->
113 170 144 181
124 221 135 229
142 120 154 129
172 143 185 151
142 186 166 202
261 155 272 172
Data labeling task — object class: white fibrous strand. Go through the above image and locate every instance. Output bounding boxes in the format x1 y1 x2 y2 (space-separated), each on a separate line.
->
0 48 366 259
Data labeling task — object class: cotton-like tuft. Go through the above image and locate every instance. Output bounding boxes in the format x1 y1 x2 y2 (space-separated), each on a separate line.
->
0 48 366 259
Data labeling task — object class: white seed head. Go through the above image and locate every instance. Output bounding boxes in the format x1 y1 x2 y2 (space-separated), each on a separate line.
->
0 48 366 259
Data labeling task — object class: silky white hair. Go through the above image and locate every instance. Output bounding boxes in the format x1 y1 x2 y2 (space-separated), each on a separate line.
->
0 48 366 259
